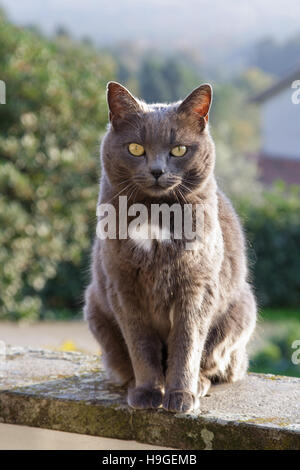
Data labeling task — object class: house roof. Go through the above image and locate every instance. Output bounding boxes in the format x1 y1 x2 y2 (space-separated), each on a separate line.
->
250 64 300 103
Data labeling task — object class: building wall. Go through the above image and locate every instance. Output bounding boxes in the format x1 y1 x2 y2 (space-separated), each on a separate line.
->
261 87 300 160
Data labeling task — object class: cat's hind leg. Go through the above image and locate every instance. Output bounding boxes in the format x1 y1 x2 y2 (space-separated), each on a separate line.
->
200 285 256 388
84 284 134 386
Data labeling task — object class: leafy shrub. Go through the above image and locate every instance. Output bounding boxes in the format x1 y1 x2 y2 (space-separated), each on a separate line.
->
250 319 300 377
242 184 300 308
0 11 115 320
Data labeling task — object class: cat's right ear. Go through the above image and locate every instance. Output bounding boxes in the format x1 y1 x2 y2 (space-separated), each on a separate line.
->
107 82 140 128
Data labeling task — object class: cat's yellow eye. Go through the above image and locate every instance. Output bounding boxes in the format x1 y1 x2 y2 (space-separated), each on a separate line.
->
170 145 187 157
128 143 145 157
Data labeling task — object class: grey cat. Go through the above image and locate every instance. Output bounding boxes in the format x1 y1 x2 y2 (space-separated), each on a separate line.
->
84 81 257 413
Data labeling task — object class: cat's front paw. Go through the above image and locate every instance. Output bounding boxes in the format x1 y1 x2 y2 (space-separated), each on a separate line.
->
163 389 199 413
127 386 163 410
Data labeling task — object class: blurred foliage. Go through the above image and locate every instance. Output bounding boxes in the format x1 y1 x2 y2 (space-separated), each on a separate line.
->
252 34 300 77
261 308 299 322
138 55 201 103
241 184 300 308
0 10 115 320
211 80 262 202
250 319 300 377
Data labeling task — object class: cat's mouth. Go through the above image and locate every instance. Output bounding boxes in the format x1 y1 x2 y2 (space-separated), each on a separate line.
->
145 180 179 196
132 175 182 197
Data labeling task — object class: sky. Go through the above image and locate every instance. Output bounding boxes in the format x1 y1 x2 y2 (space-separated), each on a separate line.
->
1 0 300 67
2 0 300 45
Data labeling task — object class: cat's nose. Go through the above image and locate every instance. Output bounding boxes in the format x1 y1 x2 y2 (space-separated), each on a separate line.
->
151 168 164 180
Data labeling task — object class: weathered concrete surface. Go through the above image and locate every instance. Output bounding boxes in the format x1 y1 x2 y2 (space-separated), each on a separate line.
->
0 346 299 450
0 423 172 450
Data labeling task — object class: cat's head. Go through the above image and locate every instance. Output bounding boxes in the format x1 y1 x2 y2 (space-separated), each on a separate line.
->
101 81 215 199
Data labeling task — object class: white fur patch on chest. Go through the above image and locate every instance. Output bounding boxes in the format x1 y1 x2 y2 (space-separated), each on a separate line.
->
129 222 171 251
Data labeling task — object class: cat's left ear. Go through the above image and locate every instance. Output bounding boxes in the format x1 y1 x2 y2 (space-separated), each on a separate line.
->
107 81 141 128
178 84 212 124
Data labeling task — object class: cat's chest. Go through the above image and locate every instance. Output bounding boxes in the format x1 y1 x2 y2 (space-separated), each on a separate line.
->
131 239 202 301
126 216 204 256
128 220 172 252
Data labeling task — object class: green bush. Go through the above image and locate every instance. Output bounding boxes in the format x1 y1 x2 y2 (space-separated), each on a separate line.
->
242 184 300 308
0 11 115 320
250 319 300 377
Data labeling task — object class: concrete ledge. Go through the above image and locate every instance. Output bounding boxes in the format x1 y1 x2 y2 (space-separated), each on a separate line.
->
0 346 299 450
